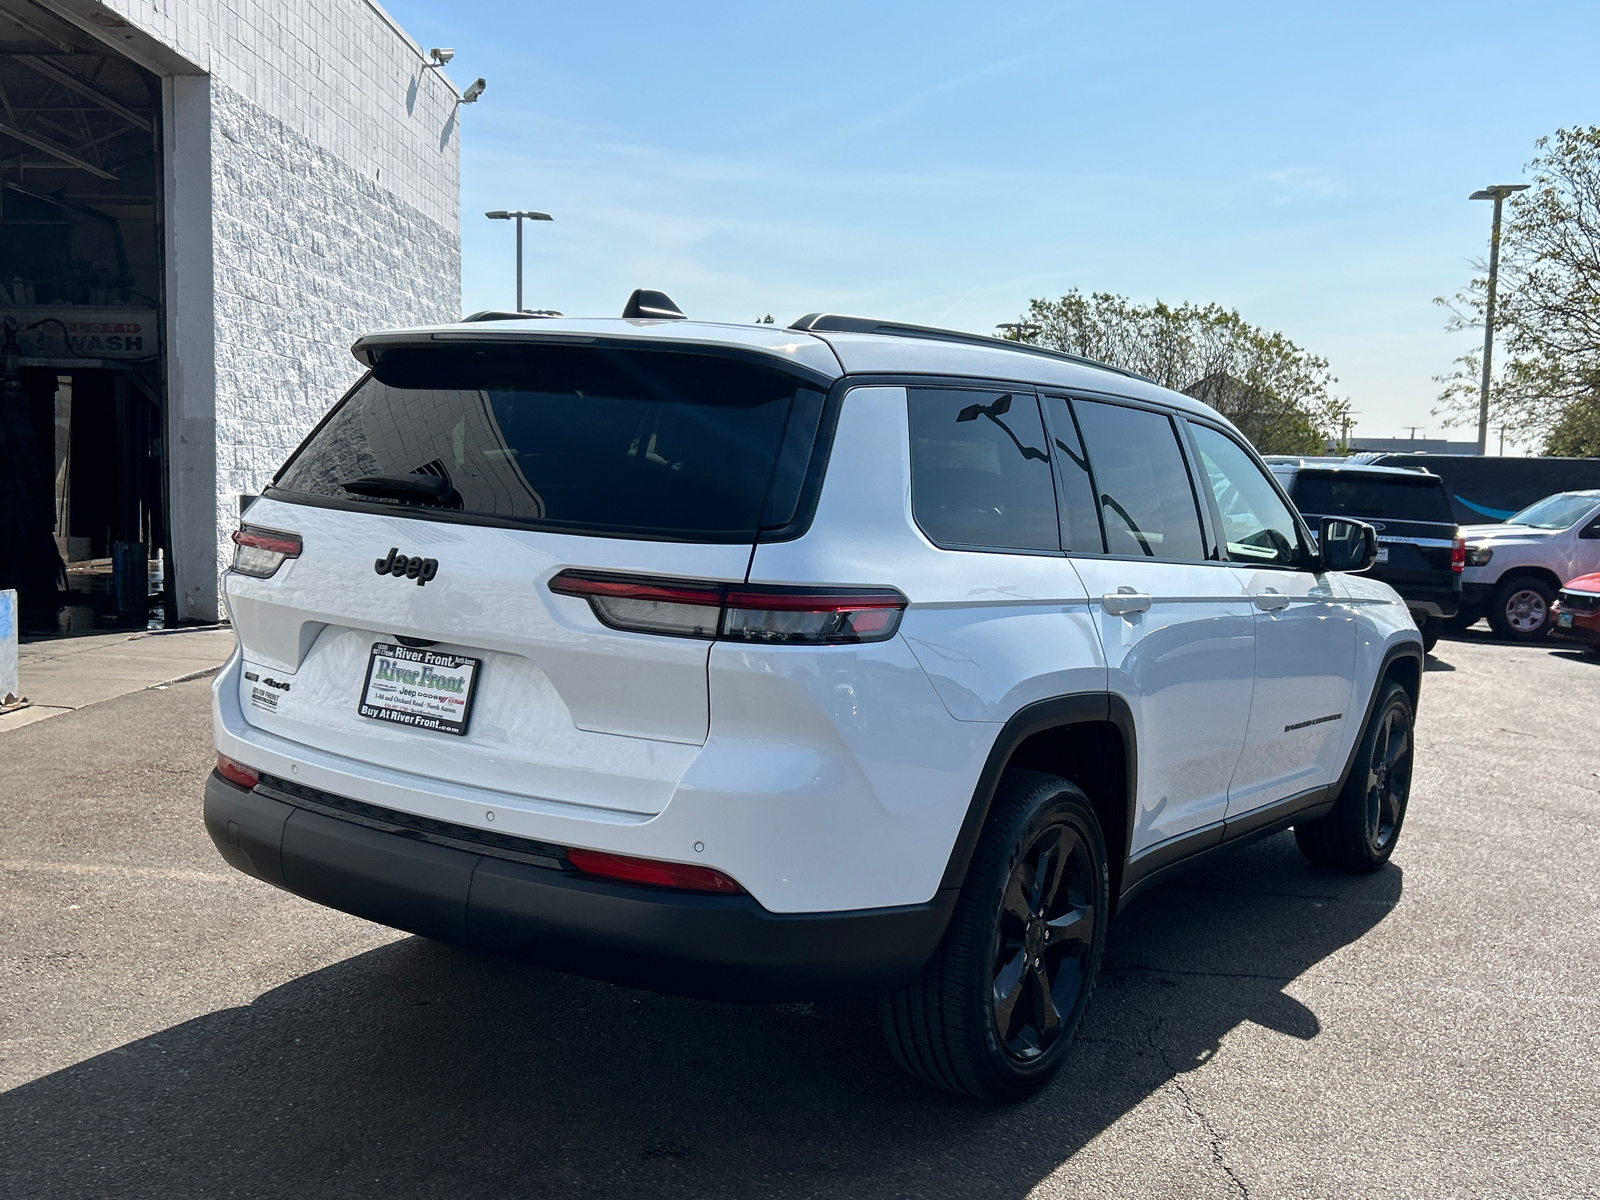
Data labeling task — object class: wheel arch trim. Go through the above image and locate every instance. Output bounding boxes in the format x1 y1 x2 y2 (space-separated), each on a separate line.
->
937 692 1137 896
1331 643 1423 801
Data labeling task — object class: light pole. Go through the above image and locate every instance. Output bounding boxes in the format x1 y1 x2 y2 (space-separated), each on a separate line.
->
1469 184 1529 456
995 321 1041 342
485 210 553 312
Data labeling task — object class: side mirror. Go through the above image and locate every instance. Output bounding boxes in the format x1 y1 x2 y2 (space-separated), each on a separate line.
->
1319 517 1379 572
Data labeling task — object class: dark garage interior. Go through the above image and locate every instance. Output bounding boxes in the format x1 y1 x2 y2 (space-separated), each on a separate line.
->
0 0 167 630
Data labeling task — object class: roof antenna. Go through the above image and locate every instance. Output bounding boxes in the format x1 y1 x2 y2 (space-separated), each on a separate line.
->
622 289 686 320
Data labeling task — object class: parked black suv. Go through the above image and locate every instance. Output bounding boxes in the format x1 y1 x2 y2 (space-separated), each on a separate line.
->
1269 460 1461 651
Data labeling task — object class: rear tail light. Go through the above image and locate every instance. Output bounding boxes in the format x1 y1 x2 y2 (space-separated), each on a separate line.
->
1451 534 1466 574
549 571 907 644
230 525 302 578
566 847 745 893
216 753 259 789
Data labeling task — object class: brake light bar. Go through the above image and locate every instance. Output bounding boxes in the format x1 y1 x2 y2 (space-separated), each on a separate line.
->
548 570 907 644
1451 534 1466 574
566 847 745 894
230 525 303 579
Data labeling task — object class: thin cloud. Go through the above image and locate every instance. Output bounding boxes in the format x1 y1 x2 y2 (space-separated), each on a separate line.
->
1260 166 1348 204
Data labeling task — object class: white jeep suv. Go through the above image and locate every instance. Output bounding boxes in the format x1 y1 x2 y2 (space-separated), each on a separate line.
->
206 311 1423 1101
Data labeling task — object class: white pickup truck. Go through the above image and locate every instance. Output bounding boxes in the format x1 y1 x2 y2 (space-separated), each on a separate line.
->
1458 491 1600 640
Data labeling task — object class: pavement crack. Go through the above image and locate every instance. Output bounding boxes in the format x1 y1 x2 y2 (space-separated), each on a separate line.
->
1127 992 1251 1199
1114 964 1297 984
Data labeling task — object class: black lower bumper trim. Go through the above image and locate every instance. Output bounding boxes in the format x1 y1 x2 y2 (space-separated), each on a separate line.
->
204 771 952 999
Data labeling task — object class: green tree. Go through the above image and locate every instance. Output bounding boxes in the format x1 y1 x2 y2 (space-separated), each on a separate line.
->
1434 126 1600 456
1007 291 1349 454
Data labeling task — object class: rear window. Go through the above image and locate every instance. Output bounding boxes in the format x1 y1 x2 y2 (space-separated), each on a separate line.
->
1290 473 1453 524
271 344 825 542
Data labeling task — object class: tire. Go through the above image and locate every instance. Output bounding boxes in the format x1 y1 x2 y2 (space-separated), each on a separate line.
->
1295 681 1414 872
1487 575 1557 641
880 770 1109 1102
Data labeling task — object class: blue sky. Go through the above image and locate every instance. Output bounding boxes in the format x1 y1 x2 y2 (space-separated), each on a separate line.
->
384 1 1598 445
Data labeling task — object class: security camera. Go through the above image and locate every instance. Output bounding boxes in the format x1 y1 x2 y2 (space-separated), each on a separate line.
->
461 77 486 103
428 47 454 66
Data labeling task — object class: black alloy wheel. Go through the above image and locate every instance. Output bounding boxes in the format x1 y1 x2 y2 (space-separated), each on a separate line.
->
880 770 1108 1101
1295 680 1415 872
1362 697 1413 855
991 822 1097 1061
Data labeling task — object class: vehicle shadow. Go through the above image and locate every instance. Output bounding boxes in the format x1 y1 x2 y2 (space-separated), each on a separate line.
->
1439 623 1594 661
0 833 1402 1200
1550 649 1600 665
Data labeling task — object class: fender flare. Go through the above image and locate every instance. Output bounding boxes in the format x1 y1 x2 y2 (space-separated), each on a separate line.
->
936 692 1137 894
1329 642 1425 801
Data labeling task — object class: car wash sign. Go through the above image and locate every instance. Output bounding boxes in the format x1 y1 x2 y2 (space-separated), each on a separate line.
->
6 308 157 359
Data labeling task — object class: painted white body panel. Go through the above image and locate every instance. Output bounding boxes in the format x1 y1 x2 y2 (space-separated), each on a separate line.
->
214 640 987 913
751 387 1106 722
1225 566 1358 815
224 497 751 812
1328 572 1420 774
1068 557 1254 855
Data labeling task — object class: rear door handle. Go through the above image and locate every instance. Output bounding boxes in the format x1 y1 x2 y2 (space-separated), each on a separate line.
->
1102 589 1151 616
1254 588 1292 612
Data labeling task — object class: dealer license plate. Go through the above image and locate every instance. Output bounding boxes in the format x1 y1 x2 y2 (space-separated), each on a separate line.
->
358 642 481 736
1375 547 1389 563
1559 612 1574 627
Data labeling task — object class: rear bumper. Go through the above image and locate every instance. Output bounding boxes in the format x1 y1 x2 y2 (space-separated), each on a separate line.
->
1405 599 1457 619
1390 585 1459 619
204 771 953 1000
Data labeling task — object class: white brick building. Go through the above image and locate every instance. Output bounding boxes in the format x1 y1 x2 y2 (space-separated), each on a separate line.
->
0 0 461 622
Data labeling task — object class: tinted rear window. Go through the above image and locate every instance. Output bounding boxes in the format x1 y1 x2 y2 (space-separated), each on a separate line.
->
1072 400 1207 561
272 344 825 542
908 388 1060 552
1290 473 1453 523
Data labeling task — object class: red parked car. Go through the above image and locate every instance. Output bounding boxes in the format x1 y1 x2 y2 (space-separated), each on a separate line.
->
1551 572 1600 650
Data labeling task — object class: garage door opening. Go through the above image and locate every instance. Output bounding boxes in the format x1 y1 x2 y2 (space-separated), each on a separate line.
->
0 0 167 632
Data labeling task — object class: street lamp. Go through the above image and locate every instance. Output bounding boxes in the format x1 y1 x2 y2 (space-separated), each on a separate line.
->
1469 183 1529 456
995 321 1041 342
485 210 553 312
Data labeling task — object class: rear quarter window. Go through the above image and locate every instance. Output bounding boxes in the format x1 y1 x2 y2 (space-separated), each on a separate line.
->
1290 474 1454 524
908 388 1060 552
271 344 825 543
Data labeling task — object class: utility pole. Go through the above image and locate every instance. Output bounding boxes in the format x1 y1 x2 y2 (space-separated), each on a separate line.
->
1469 184 1529 455
485 210 553 311
1404 426 1424 441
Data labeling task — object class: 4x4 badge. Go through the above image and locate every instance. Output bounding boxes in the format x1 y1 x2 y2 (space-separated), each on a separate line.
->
374 547 439 586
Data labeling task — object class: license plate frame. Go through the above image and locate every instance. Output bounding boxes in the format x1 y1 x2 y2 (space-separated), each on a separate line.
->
1375 546 1390 563
358 641 481 737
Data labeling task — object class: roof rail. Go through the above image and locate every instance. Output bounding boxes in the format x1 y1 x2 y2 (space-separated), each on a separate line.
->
460 310 563 322
788 313 1148 382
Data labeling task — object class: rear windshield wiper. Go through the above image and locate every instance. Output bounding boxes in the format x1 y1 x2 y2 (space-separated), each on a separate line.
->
339 474 458 506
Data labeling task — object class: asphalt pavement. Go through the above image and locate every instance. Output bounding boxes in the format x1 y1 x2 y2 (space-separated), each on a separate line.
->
2 629 1598 1199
